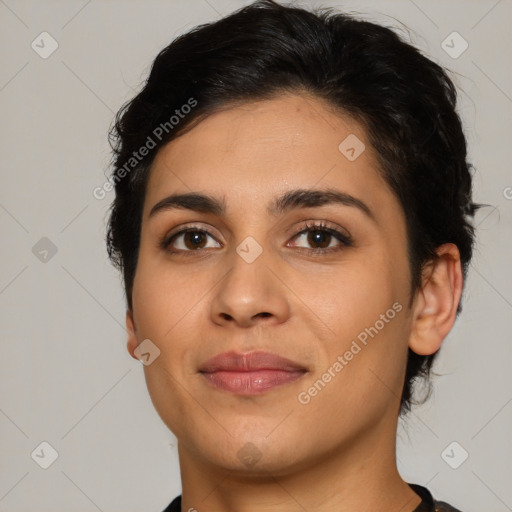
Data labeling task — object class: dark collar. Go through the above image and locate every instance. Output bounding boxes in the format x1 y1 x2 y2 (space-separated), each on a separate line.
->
162 484 461 512
409 484 462 512
410 483 436 511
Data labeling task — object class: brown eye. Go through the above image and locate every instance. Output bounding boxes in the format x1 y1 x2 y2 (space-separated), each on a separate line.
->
164 228 221 252
183 231 208 250
289 223 352 251
306 229 333 249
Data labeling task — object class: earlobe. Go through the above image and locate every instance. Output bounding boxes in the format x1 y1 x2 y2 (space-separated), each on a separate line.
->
126 309 139 360
409 243 463 356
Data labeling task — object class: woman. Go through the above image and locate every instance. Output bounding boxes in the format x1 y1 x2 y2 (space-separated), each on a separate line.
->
106 1 477 510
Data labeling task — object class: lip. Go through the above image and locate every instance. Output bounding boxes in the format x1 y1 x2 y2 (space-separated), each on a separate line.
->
199 351 307 395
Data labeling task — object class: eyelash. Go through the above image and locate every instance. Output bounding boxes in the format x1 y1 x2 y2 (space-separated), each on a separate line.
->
160 221 353 256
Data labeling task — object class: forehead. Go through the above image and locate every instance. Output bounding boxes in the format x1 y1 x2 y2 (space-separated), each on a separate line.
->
143 93 395 219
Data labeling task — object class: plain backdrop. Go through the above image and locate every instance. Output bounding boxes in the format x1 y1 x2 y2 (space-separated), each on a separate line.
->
1 1 511 511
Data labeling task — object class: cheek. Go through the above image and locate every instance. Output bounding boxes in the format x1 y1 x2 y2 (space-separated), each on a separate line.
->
295 306 409 441
132 253 206 341
131 260 205 435
131 255 214 390
305 251 410 402
316 256 400 335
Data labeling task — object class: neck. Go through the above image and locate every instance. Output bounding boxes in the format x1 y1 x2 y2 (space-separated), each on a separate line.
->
177 414 422 512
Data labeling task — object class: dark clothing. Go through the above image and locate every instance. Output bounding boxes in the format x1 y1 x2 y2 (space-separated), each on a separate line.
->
409 484 462 511
162 483 462 511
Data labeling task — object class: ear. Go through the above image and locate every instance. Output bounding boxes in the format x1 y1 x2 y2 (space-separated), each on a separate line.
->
126 309 140 360
409 243 463 356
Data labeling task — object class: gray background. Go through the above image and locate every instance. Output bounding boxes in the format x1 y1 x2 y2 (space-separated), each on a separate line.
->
0 0 511 510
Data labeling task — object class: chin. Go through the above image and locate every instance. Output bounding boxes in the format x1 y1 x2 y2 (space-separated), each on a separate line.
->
192 428 309 475
208 446 304 476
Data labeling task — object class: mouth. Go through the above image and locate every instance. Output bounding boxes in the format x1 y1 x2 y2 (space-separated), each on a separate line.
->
199 351 308 395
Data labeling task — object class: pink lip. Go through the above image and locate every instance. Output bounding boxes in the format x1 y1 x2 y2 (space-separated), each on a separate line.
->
199 351 307 395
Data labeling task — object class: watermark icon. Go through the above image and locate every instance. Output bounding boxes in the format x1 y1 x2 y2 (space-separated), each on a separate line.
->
134 338 161 366
338 134 365 161
93 97 197 200
31 32 59 59
31 441 59 469
236 236 263 263
237 442 262 468
503 187 512 200
441 31 468 59
32 237 58 263
441 441 469 469
298 301 402 405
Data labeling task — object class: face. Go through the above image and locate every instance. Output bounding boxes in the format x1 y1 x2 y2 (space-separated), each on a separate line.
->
127 93 416 475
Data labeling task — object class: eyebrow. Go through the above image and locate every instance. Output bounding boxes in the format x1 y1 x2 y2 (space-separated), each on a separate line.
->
148 188 374 220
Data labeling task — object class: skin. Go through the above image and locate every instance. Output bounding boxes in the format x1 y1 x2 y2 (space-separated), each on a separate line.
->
126 93 463 512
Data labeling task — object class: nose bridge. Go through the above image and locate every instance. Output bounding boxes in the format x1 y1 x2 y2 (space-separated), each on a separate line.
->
210 235 290 326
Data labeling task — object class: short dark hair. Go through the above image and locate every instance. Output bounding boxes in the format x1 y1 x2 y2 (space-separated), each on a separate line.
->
106 0 478 414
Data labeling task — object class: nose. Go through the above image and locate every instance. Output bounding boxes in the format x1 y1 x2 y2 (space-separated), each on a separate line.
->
209 249 291 329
